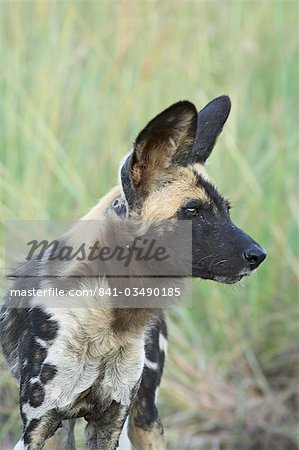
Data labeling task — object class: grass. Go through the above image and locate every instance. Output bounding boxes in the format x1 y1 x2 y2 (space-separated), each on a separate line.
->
0 1 298 449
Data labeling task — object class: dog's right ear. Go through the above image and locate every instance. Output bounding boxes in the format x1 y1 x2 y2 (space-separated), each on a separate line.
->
192 95 231 164
120 101 198 209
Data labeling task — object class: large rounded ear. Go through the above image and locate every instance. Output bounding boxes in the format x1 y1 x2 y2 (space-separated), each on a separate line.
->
120 101 198 208
192 95 231 164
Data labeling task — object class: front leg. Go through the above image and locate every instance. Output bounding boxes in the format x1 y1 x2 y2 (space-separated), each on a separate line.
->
85 401 129 450
84 321 145 450
43 420 76 450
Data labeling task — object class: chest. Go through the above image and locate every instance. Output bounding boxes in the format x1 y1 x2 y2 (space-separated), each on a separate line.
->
40 307 146 410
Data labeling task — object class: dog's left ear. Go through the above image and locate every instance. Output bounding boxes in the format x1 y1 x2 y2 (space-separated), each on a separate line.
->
192 95 231 164
120 101 198 208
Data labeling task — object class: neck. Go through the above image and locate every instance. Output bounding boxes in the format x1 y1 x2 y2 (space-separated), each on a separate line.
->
51 186 163 333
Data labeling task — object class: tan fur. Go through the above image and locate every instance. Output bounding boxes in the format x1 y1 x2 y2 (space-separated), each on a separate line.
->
132 105 197 194
63 186 121 250
128 415 165 450
42 421 75 450
141 165 208 220
4 97 237 450
42 433 63 450
56 187 121 279
27 162 209 448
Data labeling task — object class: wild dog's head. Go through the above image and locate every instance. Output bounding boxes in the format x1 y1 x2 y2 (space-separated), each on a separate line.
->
120 96 266 284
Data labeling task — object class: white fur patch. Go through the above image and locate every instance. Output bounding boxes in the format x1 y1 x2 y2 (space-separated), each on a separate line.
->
13 439 26 450
145 357 158 371
101 339 144 406
22 298 145 423
159 332 168 354
35 337 46 348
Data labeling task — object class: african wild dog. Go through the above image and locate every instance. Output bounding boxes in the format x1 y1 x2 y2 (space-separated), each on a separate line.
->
0 96 266 450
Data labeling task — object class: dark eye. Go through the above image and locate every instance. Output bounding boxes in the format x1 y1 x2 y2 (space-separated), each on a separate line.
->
185 207 199 217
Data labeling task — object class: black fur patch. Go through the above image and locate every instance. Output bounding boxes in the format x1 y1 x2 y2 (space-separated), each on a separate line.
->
133 314 167 429
23 418 40 445
192 95 231 163
28 382 45 408
20 382 29 404
40 363 57 384
120 154 136 210
22 341 48 379
195 173 228 213
30 308 58 341
20 409 28 427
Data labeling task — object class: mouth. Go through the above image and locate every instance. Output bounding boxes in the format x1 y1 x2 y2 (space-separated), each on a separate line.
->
193 269 251 284
211 273 248 284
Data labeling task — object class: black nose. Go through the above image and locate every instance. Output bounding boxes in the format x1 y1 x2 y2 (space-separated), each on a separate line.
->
243 245 267 269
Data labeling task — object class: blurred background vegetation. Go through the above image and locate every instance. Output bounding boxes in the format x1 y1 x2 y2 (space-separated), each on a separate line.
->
0 1 298 449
